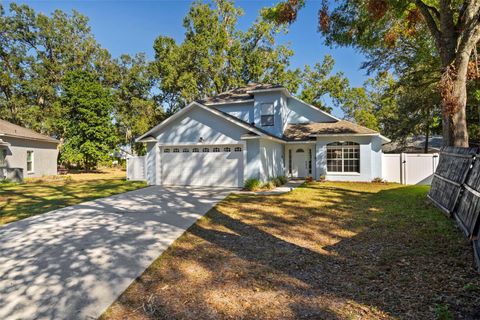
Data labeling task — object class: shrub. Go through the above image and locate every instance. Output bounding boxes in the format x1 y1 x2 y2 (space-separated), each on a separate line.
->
372 177 385 183
244 178 263 191
271 177 282 187
278 176 288 185
306 176 314 183
263 180 276 190
319 175 326 182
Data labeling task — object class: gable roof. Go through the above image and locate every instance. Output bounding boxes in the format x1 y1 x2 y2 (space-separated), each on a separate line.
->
283 121 390 142
198 83 284 105
0 119 60 144
136 101 285 143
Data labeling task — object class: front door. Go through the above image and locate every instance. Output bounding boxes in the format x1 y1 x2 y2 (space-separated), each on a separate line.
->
292 148 309 178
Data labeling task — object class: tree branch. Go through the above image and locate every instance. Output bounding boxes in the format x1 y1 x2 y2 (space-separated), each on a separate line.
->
415 0 442 51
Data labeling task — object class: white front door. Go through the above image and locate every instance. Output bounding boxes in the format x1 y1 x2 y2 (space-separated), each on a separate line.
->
292 147 309 178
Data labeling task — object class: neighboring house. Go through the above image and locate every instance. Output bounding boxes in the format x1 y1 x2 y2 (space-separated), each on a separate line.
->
137 83 390 187
383 135 443 154
0 119 60 178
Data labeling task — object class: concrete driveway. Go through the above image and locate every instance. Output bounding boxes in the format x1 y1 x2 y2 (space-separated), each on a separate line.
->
0 186 233 320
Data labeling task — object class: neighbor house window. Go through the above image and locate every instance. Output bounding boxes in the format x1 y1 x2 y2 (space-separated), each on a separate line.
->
26 151 34 173
0 149 6 167
326 142 360 173
260 103 274 126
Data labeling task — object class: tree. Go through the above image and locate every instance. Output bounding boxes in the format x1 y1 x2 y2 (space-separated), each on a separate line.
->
0 3 114 139
151 0 301 112
299 55 350 113
265 0 480 147
60 70 117 170
112 53 163 155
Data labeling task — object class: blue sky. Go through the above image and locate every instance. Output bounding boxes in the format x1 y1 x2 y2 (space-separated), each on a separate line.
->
5 0 368 116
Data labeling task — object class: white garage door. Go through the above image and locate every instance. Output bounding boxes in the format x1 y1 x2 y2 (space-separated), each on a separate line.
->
161 145 244 187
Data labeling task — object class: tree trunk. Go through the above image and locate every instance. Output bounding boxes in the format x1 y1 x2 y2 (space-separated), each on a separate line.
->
442 51 470 147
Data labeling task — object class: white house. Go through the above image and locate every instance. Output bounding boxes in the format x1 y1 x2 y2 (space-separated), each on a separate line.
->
137 84 390 187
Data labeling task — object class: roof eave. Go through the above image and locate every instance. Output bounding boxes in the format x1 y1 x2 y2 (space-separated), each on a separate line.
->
203 99 254 106
1 133 60 144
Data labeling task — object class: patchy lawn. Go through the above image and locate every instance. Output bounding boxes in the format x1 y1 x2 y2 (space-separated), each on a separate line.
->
102 182 480 320
0 169 146 225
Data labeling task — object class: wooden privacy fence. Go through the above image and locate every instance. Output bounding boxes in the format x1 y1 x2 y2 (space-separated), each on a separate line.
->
428 146 480 270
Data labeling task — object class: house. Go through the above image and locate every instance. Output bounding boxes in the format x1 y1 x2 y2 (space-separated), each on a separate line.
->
0 119 60 179
383 135 443 154
137 84 390 187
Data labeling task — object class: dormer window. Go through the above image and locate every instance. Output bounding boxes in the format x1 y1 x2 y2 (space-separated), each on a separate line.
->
261 103 274 126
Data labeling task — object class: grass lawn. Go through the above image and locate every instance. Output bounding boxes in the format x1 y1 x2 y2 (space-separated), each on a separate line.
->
102 182 480 320
0 169 146 225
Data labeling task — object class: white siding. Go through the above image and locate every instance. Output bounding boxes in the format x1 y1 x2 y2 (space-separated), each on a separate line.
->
259 139 284 181
315 135 377 182
1 136 58 178
284 97 337 124
214 102 254 123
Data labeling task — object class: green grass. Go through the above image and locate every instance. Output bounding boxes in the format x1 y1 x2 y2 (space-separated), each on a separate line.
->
103 182 480 320
0 169 146 225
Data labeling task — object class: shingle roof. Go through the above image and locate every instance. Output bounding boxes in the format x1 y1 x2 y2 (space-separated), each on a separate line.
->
0 119 60 144
198 83 284 105
283 121 378 141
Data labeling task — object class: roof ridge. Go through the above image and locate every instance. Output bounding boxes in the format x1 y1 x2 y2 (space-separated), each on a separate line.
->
0 119 60 143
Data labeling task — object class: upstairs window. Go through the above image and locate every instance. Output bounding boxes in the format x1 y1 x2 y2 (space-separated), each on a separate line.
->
260 103 274 126
326 142 360 173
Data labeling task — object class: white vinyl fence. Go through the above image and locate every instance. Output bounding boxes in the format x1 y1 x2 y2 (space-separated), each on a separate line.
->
382 153 439 185
126 156 146 181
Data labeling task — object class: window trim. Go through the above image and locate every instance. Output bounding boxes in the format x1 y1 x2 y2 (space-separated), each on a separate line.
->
326 142 360 174
26 150 34 173
260 102 274 127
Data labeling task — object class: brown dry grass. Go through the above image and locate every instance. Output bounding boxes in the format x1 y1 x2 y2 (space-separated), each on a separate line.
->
102 182 480 320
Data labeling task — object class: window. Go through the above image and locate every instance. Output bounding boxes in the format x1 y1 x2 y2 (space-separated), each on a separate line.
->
224 147 231 152
309 149 312 174
202 147 209 152
182 148 189 153
173 148 180 153
296 148 304 153
192 148 199 153
212 147 220 152
326 142 360 173
163 148 170 153
234 147 242 152
288 149 292 174
260 103 274 126
26 151 34 173
0 149 6 167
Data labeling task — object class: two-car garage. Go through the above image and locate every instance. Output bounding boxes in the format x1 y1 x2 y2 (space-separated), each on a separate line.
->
160 144 244 187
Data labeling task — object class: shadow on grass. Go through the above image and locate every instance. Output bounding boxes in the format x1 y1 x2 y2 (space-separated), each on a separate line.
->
106 183 480 320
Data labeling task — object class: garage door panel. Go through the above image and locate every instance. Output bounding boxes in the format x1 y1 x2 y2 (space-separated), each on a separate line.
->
162 145 243 187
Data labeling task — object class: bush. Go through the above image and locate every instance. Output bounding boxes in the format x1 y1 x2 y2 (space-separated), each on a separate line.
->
263 180 276 190
306 176 314 183
278 176 288 185
271 177 282 187
372 177 385 183
319 175 326 182
244 178 263 191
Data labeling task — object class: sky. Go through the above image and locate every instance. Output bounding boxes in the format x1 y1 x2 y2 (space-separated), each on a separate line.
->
5 0 368 117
